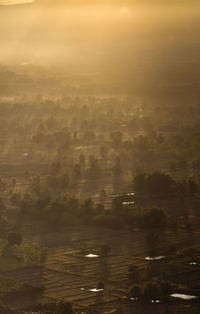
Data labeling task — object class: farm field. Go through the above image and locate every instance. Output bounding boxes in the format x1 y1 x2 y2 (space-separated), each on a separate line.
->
2 224 200 313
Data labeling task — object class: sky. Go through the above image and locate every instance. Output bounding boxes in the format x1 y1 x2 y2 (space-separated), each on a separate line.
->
0 0 199 5
0 0 34 4
0 0 199 79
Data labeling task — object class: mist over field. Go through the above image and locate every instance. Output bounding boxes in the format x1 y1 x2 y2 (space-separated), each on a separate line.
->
0 0 199 68
0 0 200 101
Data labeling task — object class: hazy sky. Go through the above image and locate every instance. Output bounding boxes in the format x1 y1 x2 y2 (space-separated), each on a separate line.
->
0 0 199 6
0 0 34 4
0 0 199 76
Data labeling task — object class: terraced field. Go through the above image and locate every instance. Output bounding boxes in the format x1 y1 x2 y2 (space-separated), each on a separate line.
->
3 225 200 312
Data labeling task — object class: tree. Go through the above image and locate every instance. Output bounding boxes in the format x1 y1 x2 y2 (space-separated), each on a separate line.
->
99 244 111 256
80 198 94 223
51 161 61 175
160 281 172 300
47 172 69 190
133 173 147 195
58 298 73 314
139 208 166 229
100 145 108 160
143 282 160 302
110 131 123 149
0 216 8 238
128 267 139 283
129 284 142 299
99 189 106 202
0 178 7 192
113 156 122 179
84 130 96 142
145 232 159 256
23 245 48 265
146 172 176 195
31 175 41 196
7 232 22 246
10 193 21 206
73 164 81 181
133 172 176 196
1 243 16 258
33 299 73 314
188 178 197 196
79 154 86 167
97 281 104 289
86 155 102 180
95 203 104 215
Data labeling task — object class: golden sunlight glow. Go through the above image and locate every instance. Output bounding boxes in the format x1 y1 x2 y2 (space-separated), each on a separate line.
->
120 7 130 15
0 1 199 65
0 0 34 4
